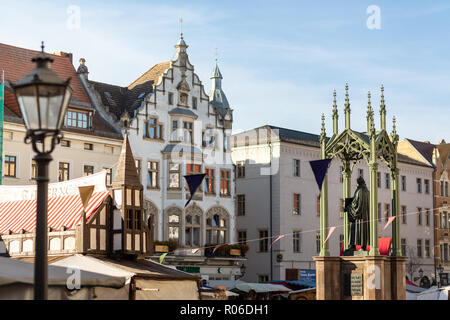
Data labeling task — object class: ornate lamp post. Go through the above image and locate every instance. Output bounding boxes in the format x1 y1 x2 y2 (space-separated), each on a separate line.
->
11 43 72 300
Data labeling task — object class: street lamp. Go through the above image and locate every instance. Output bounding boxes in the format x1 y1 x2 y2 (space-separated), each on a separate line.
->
12 42 72 300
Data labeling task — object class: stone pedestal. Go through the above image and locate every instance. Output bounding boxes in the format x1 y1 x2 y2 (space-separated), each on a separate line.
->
313 256 407 300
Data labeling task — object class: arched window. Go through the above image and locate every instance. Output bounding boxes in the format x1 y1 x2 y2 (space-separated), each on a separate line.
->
205 207 229 244
166 207 182 244
144 200 158 241
185 205 202 247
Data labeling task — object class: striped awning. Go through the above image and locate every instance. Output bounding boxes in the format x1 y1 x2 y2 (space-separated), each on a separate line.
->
0 191 110 234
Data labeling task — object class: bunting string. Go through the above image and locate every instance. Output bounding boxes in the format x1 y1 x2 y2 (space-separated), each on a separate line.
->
154 205 450 256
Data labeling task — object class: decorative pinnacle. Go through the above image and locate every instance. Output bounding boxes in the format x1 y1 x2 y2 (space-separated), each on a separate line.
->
332 90 338 114
392 116 397 134
321 113 326 137
344 83 349 106
380 84 386 113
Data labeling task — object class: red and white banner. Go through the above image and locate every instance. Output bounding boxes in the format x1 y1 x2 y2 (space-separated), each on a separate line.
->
324 226 336 244
382 216 396 231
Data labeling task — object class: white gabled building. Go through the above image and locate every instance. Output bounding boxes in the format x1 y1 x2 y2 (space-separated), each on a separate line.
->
79 34 243 281
232 125 435 285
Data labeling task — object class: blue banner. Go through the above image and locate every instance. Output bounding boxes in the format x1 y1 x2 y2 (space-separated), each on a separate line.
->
309 159 332 192
184 173 206 207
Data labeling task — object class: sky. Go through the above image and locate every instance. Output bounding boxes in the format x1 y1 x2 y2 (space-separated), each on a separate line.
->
0 0 449 143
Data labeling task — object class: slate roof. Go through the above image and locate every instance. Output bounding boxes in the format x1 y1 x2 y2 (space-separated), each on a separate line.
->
0 42 120 140
405 138 435 165
89 62 171 120
168 107 198 118
235 125 433 168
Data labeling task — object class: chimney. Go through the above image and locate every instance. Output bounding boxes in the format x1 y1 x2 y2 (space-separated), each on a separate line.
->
54 51 73 64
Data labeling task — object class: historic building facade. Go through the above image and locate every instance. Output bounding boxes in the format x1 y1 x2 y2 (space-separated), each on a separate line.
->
79 35 241 281
0 43 122 186
398 138 450 285
232 125 435 285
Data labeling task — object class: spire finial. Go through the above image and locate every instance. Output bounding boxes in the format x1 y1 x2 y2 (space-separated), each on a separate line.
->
179 17 183 38
321 113 326 139
392 116 399 144
41 41 45 53
380 84 386 131
332 90 338 135
215 48 218 64
344 83 351 129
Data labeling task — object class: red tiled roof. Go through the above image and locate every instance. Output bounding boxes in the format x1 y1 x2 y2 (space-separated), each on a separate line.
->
0 42 91 116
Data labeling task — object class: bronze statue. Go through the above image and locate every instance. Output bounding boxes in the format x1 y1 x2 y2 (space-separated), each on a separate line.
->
344 176 370 255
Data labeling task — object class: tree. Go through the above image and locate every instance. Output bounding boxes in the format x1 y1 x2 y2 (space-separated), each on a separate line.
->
405 245 422 280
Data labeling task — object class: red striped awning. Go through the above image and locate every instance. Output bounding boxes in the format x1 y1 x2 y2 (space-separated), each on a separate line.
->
0 191 110 234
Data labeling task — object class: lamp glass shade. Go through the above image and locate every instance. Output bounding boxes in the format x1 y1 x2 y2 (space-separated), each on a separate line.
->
16 83 72 132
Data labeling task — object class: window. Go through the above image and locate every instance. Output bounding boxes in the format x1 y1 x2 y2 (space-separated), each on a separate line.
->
385 173 390 189
65 110 89 129
61 140 71 147
446 182 449 197
425 209 430 226
135 159 141 182
258 275 269 283
441 211 448 229
58 162 70 181
259 230 268 252
377 172 381 188
237 195 246 216
203 128 216 148
339 166 344 183
220 170 231 196
417 207 422 225
185 212 200 247
424 179 430 194
168 213 180 244
236 162 245 178
384 203 390 221
316 232 321 254
126 210 141 230
84 143 93 151
425 239 430 258
168 163 180 189
417 239 423 257
104 167 113 186
444 243 449 262
358 169 364 178
31 160 37 180
293 231 301 253
183 121 193 143
144 118 163 140
192 97 197 109
171 121 179 141
186 164 202 192
179 92 188 105
293 159 300 177
339 198 344 218
401 206 407 224
401 238 407 256
238 230 247 245
4 155 16 177
417 178 422 193
401 176 406 191
204 168 215 194
293 194 301 215
168 92 173 105
83 165 94 176
206 214 228 244
440 181 445 196
147 161 159 189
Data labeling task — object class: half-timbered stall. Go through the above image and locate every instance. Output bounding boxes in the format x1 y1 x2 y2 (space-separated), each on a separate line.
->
0 136 200 299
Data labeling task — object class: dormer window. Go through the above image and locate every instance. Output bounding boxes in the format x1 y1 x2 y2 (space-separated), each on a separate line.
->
65 109 91 129
168 92 174 105
144 118 163 140
179 92 188 106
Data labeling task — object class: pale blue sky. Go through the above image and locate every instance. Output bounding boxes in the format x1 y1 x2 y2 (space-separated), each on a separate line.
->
1 0 448 143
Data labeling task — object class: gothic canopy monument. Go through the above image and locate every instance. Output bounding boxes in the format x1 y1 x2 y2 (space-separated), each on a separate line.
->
313 85 407 300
